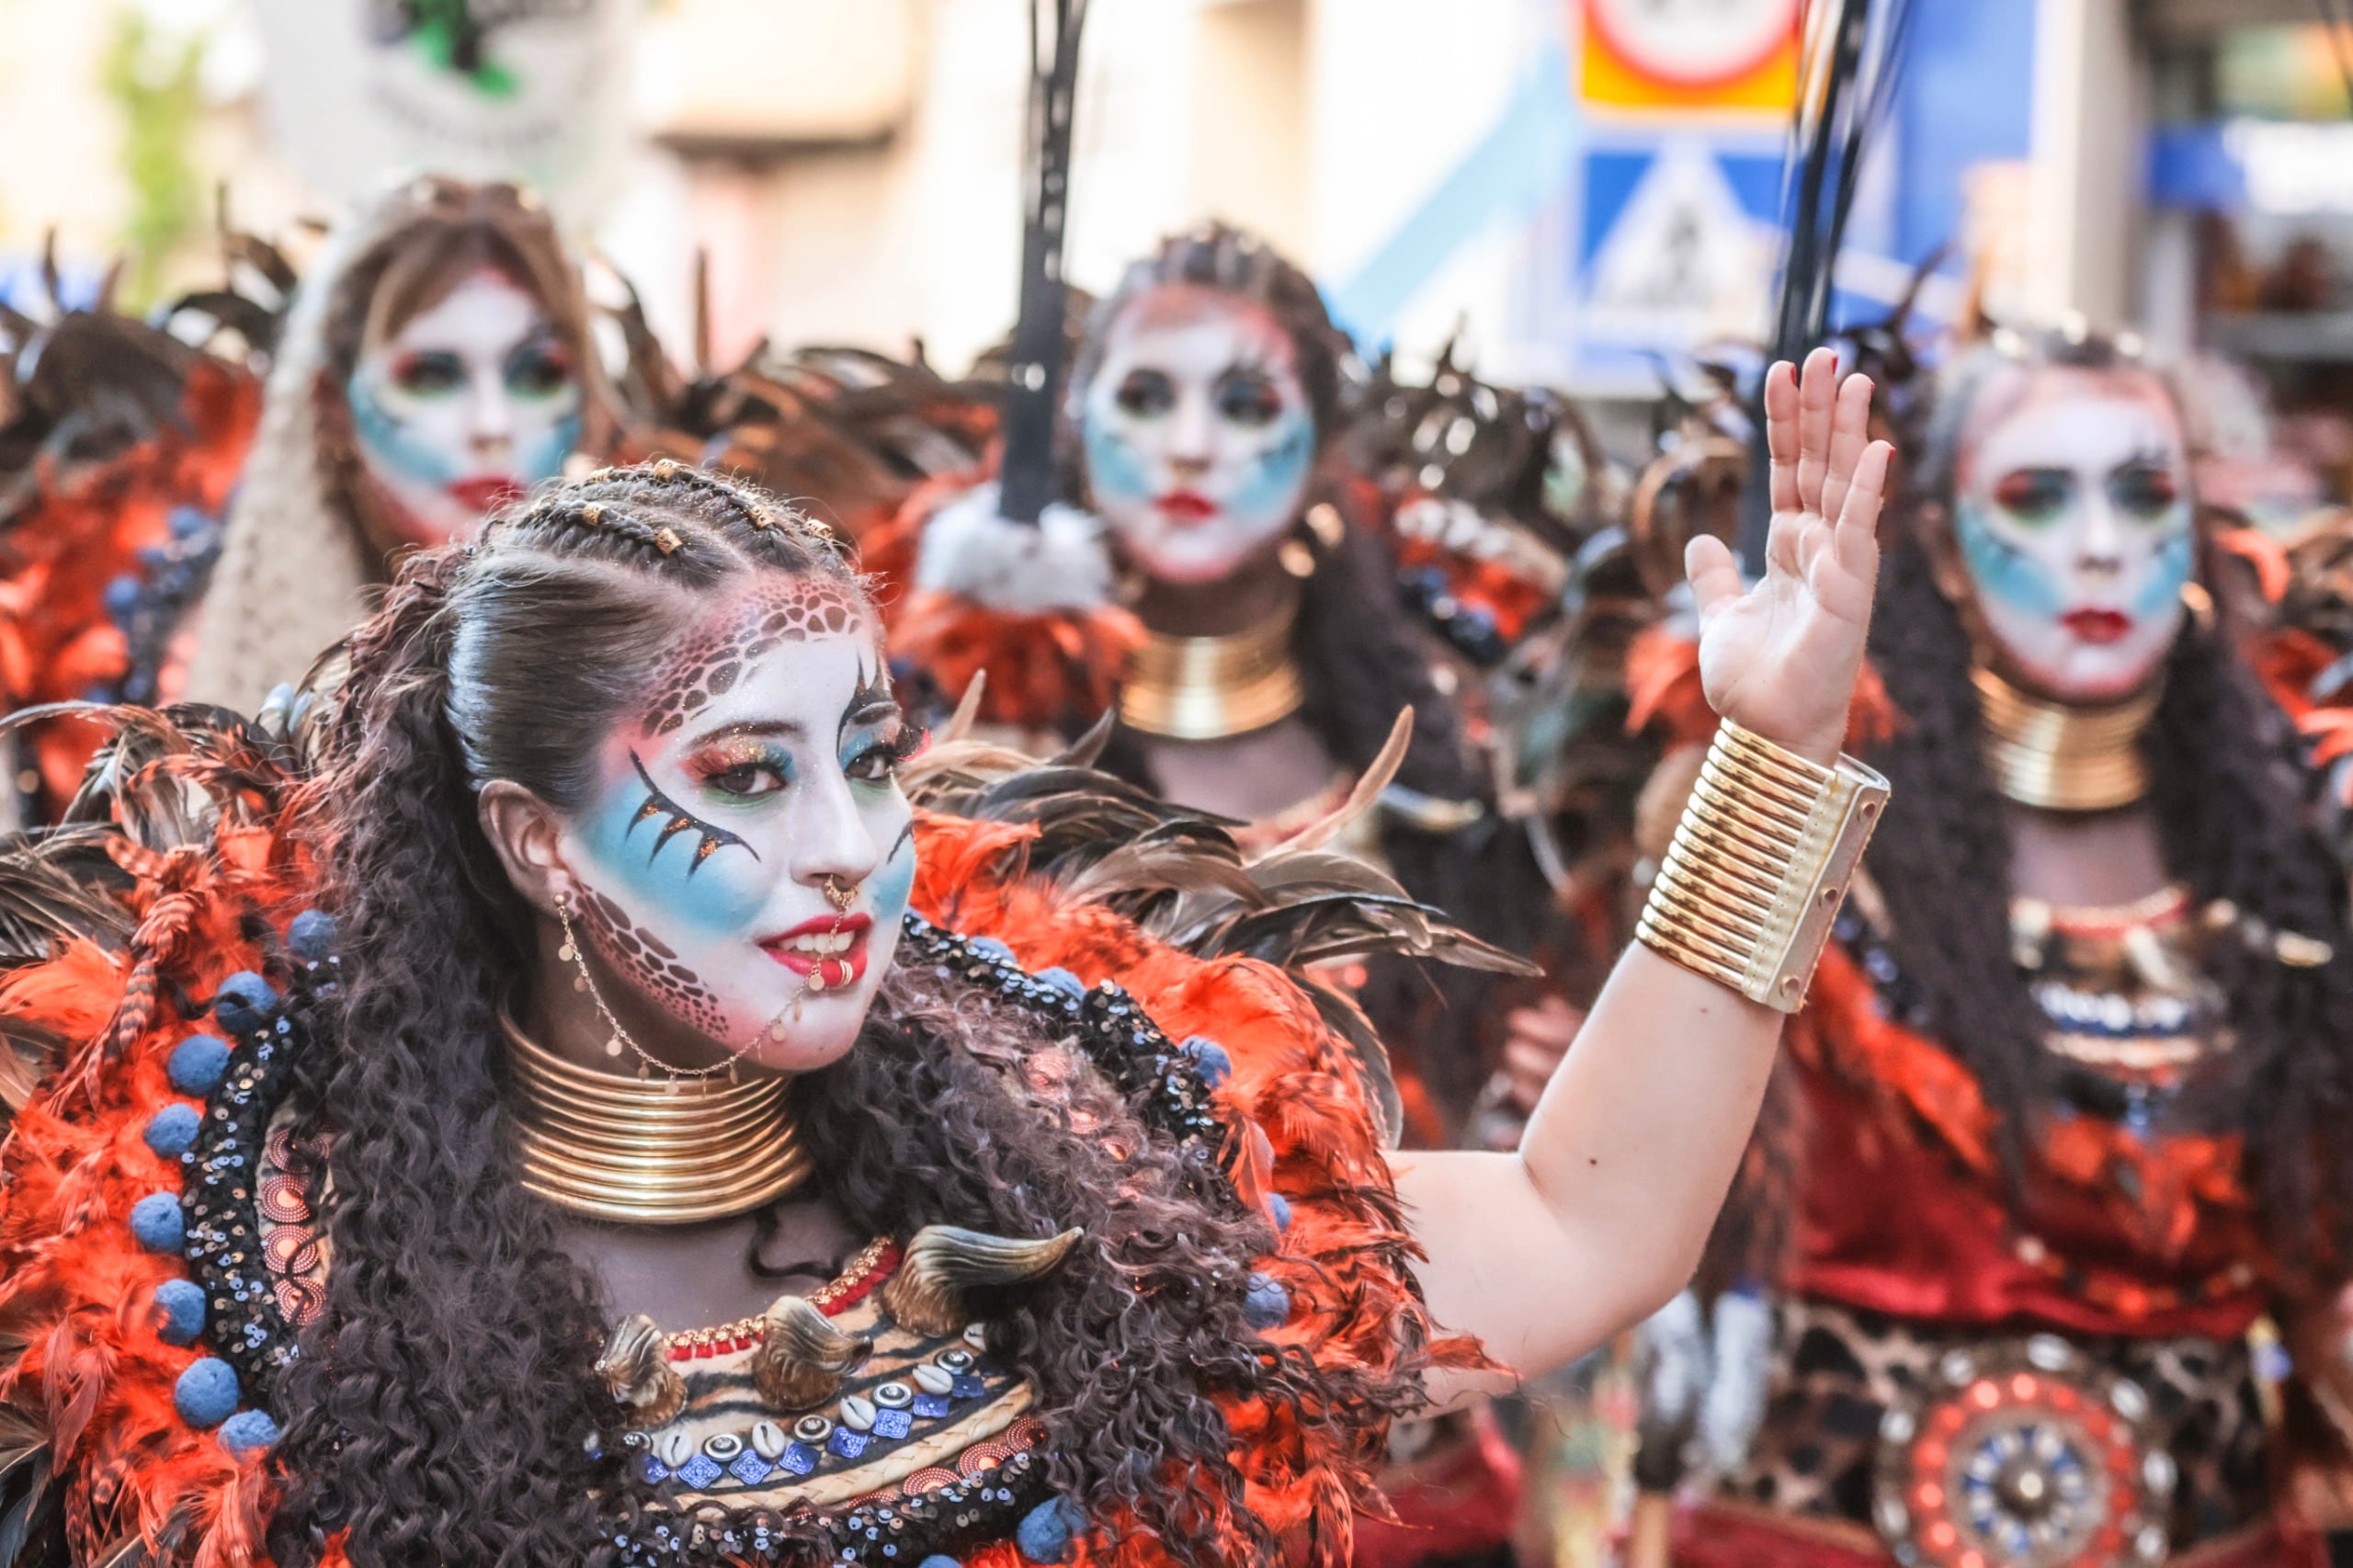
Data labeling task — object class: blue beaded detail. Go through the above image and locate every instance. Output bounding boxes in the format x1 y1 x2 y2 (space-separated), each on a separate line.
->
1179 1036 1231 1087
173 1357 241 1428
1267 1193 1292 1231
826 1427 870 1460
676 1454 724 1490
165 1034 231 1096
913 1392 951 1419
641 1454 671 1485
143 1103 201 1158
286 910 338 963
1017 1497 1083 1563
210 971 280 1037
780 1441 821 1476
951 1374 986 1400
1034 966 1087 1000
154 1278 207 1346
219 1409 280 1456
131 1192 186 1253
966 937 1017 964
1243 1272 1291 1329
726 1451 775 1487
873 1407 913 1440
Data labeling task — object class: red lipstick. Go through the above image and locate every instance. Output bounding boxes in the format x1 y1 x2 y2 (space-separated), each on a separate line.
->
1155 490 1216 524
449 475 526 514
760 913 872 990
2062 608 2131 646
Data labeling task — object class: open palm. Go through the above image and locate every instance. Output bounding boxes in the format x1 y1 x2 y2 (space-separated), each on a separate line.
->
1686 347 1893 767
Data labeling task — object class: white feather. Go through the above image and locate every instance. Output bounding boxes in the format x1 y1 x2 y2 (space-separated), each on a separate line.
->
915 483 1115 614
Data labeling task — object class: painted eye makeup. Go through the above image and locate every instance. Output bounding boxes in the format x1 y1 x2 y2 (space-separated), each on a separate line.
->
506 341 575 400
844 722 924 784
687 736 794 801
2109 464 2180 521
389 351 465 399
1114 369 1176 419
1990 469 2073 527
1217 373 1282 428
627 753 756 872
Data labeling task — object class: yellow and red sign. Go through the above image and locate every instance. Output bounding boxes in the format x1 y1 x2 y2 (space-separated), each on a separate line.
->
1578 0 1803 114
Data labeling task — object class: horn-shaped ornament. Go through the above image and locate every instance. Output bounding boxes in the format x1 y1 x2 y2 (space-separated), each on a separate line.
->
879 1224 1085 1337
755 1295 875 1412
597 1313 687 1429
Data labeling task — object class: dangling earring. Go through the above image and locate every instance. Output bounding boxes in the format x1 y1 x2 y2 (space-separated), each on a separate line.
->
555 893 741 1089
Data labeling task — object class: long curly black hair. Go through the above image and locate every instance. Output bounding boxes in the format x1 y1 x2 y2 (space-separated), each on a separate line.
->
1859 343 2353 1268
265 462 1418 1568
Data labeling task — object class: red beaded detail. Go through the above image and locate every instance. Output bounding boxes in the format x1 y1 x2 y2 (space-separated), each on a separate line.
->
661 1236 904 1361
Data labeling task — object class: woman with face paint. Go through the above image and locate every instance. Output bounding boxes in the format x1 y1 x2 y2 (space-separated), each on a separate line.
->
0 372 1895 1568
183 176 604 716
1611 335 2353 1568
907 224 1483 848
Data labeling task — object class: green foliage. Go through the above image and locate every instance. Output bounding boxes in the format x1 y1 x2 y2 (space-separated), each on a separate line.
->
101 9 208 311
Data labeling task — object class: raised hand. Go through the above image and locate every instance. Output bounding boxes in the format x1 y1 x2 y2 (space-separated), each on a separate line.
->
1685 347 1893 767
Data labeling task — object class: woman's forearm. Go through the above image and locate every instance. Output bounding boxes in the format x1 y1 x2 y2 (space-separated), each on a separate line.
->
1392 944 1781 1386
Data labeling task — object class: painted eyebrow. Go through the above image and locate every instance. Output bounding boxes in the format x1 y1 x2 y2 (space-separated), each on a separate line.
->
680 718 805 751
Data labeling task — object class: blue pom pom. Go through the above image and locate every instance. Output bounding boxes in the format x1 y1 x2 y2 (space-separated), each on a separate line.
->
131 1192 186 1254
1180 1036 1232 1087
286 910 338 963
211 971 280 1036
918 1559 962 1568
173 1358 240 1428
143 1103 201 1158
1036 967 1086 1000
168 505 211 540
1267 1194 1292 1232
166 1034 232 1096
219 1409 280 1457
967 937 1016 964
153 1278 207 1346
1243 1272 1291 1330
103 574 142 620
1016 1498 1083 1563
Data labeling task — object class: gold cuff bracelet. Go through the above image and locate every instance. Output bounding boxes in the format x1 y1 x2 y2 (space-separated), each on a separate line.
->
1636 720 1890 1014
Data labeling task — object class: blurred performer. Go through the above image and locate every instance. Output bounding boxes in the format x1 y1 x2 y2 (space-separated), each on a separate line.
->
186 176 607 713
901 224 1486 854
1620 335 2353 1567
0 257 262 821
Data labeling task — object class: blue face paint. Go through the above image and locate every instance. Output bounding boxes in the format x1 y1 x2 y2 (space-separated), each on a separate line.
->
1082 415 1154 508
870 822 918 929
2130 520 2194 619
1229 410 1315 522
577 767 769 937
1956 499 2064 619
347 370 461 489
521 407 583 485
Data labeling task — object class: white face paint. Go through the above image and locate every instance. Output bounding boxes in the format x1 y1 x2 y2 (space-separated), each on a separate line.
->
1951 367 2193 702
559 578 918 1075
1079 284 1317 585
346 268 583 550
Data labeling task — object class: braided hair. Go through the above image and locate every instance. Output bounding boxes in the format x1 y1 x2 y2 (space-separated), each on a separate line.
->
269 462 1388 1568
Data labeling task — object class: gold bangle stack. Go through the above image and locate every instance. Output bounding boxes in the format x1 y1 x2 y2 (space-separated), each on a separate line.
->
501 1011 812 1224
1637 721 1890 1014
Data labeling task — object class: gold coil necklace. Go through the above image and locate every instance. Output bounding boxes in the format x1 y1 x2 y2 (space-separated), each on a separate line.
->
1973 666 2159 812
1120 584 1305 742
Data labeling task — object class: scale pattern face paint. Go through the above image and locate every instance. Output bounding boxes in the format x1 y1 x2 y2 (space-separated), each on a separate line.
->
557 585 915 1074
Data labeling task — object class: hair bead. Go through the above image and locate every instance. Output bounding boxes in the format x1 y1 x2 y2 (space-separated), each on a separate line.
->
654 527 682 555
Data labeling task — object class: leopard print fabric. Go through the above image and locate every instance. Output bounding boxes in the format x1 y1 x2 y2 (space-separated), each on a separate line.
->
1721 1297 2272 1550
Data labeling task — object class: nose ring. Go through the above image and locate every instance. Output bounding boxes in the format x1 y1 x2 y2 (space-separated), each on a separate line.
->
823 875 858 914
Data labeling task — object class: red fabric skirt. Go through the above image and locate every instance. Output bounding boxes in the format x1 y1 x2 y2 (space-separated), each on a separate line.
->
1669 1498 2328 1568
